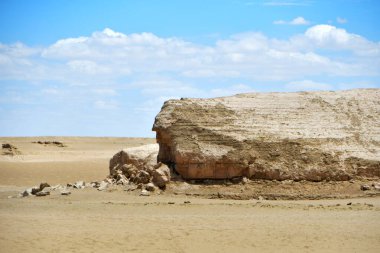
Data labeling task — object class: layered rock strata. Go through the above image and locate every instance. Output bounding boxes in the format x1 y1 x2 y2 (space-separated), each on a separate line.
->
152 89 380 181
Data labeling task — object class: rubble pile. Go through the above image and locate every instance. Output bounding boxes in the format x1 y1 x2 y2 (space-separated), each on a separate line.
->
109 144 171 192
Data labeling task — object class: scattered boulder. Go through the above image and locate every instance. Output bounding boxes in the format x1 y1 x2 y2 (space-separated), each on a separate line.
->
140 189 150 196
60 189 71 195
19 183 50 197
73 181 85 189
135 170 151 184
242 177 249 184
31 186 41 195
89 182 100 188
124 184 138 192
51 184 64 191
152 163 171 188
360 184 371 191
372 182 380 190
42 187 52 192
35 191 50 197
104 178 115 184
39 182 50 191
20 188 33 197
123 164 138 178
145 183 156 192
97 181 109 191
116 173 129 185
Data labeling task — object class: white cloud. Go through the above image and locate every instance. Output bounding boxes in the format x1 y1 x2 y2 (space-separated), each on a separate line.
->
303 25 380 57
0 42 40 57
336 17 347 24
291 17 310 25
274 16 310 25
285 80 333 91
67 60 111 75
94 100 118 110
305 25 350 45
0 25 379 94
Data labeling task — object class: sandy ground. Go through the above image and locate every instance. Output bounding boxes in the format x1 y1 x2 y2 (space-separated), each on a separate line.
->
0 137 155 185
0 137 379 253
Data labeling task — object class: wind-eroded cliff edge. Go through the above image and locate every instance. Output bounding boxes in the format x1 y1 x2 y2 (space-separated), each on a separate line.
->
152 89 380 181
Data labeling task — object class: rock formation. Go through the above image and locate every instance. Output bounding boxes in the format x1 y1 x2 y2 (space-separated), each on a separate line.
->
152 89 380 181
109 144 171 189
109 144 158 177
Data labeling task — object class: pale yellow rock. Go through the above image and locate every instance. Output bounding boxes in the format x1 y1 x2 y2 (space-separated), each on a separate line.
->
153 89 380 180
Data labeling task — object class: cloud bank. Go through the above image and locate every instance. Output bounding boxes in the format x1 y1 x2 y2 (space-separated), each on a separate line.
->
0 24 379 136
1 25 378 85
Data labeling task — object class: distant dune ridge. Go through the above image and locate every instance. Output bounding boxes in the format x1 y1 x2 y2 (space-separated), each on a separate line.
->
152 89 380 181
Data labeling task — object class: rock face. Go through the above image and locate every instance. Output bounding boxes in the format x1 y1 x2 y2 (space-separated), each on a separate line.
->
152 89 380 181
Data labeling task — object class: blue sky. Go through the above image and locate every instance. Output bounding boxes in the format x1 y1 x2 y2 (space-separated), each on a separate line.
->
0 0 379 137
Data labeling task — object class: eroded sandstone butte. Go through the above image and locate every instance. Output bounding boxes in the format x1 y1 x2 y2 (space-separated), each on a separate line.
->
152 89 380 181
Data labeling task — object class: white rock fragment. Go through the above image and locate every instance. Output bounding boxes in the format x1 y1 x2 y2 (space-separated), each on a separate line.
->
116 174 129 185
97 181 109 191
145 182 156 192
20 189 32 197
140 189 150 196
60 188 71 195
73 181 85 189
90 182 100 188
51 184 64 190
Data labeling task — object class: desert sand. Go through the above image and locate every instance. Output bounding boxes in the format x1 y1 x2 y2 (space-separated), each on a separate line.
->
0 137 379 252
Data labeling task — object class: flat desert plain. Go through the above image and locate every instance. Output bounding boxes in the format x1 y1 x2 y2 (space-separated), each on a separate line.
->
0 137 379 253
